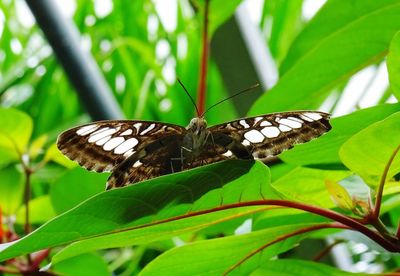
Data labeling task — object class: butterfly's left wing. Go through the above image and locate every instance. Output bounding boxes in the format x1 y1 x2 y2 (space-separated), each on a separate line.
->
208 111 331 162
57 120 185 173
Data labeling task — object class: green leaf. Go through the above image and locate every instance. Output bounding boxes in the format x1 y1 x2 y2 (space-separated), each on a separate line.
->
272 167 350 208
44 143 77 169
250 259 368 276
0 108 33 164
280 103 400 166
339 112 400 185
140 224 313 276
0 160 271 262
250 0 400 113
50 167 107 214
325 180 354 211
0 166 24 215
53 253 109 276
387 31 400 100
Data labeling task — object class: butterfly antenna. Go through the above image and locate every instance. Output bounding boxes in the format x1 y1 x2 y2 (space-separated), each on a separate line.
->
201 83 260 117
177 78 200 117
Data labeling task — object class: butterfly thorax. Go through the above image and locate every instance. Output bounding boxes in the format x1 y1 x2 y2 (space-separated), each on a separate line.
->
183 117 209 159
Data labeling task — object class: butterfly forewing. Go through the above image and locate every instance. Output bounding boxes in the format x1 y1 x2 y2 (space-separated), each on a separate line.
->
209 111 331 161
57 120 185 173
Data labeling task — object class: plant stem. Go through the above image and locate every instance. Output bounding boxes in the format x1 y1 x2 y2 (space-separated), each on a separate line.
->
122 199 399 252
197 0 210 116
223 222 347 275
23 169 31 236
373 144 400 219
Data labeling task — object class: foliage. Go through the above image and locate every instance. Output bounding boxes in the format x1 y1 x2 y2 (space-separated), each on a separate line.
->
1 0 400 275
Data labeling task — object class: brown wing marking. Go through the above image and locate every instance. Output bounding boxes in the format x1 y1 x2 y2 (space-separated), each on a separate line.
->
57 120 185 173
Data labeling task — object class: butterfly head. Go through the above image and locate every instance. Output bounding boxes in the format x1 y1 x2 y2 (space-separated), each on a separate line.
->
186 117 208 135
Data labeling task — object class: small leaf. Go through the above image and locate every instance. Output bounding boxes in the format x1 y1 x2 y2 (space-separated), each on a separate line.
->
325 180 354 211
44 143 77 169
387 31 400 100
338 175 372 217
0 108 33 164
0 166 24 215
28 135 47 159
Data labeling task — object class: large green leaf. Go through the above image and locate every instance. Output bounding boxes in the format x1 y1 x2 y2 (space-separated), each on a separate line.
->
339 112 400 185
0 108 32 165
280 103 400 166
387 31 400 100
250 0 400 114
251 259 368 276
140 224 313 276
0 160 272 262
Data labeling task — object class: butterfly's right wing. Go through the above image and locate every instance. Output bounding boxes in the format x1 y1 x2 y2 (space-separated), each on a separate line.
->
57 120 185 173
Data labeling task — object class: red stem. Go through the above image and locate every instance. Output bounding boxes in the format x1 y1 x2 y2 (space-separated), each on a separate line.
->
223 222 347 275
111 199 399 252
196 0 210 116
373 144 400 219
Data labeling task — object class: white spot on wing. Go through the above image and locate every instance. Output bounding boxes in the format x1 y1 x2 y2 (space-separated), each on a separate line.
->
123 149 135 157
239 120 250 129
140 123 155 135
133 123 142 133
279 125 291 132
254 117 263 123
304 112 323 120
120 129 133 136
244 130 264 143
261 126 280 138
222 150 233 157
76 125 99 136
103 137 125 151
260 121 272 127
279 118 302 128
133 160 142 167
95 135 111 146
288 116 303 123
114 138 139 154
88 128 119 143
242 139 251 146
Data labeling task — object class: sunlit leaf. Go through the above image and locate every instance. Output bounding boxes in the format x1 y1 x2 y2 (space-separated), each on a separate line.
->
16 196 56 224
0 108 32 163
339 112 400 185
387 30 400 100
0 166 24 215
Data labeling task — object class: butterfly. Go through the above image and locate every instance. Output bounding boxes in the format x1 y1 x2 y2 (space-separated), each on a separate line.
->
57 111 331 189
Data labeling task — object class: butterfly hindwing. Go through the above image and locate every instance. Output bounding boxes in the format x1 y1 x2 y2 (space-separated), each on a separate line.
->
57 120 185 173
208 111 331 162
